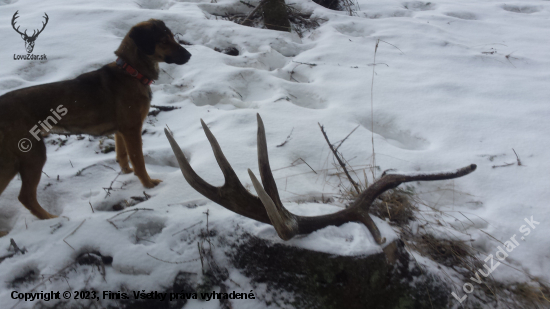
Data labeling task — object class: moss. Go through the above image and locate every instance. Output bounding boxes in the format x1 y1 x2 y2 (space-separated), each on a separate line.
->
229 233 451 309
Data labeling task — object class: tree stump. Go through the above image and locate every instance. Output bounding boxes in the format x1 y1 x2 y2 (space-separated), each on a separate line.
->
262 0 291 32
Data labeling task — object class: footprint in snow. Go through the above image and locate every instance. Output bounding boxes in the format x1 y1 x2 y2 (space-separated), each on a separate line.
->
134 218 166 245
135 0 174 10
363 11 412 19
502 5 540 14
445 12 477 20
16 61 56 82
333 23 375 37
402 1 436 11
0 0 18 5
357 116 430 151
224 48 290 72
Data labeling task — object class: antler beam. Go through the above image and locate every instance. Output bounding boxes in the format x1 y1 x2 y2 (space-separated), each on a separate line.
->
165 114 476 244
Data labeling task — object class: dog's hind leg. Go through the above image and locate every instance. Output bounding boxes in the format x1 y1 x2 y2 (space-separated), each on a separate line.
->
0 164 17 237
0 138 18 197
115 132 134 174
17 141 57 219
0 164 17 197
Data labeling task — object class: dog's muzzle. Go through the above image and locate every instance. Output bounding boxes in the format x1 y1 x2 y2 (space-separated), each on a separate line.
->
166 46 191 65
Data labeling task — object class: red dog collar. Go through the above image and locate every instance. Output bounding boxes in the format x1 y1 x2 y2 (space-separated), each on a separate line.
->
116 57 154 86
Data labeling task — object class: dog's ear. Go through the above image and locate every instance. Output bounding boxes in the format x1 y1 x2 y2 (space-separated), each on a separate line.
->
129 25 157 56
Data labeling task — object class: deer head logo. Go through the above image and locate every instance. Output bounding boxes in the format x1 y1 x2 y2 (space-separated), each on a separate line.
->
11 11 49 54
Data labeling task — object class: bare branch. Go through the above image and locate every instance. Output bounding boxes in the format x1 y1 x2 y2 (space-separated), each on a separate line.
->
318 123 361 195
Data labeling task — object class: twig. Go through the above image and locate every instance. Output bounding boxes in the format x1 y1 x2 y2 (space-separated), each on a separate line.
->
291 60 317 66
367 63 389 67
492 162 514 169
335 124 360 151
151 105 180 112
298 158 317 174
379 39 404 55
369 39 379 180
107 208 154 229
289 63 301 82
63 219 86 251
103 171 123 198
76 163 116 176
146 253 199 264
512 148 522 166
198 242 205 274
88 190 95 213
505 52 517 68
229 86 243 99
161 69 174 80
318 123 361 195
172 221 203 236
240 0 267 25
203 209 212 248
240 0 255 8
10 238 27 254
0 252 16 263
276 127 294 147
143 191 151 200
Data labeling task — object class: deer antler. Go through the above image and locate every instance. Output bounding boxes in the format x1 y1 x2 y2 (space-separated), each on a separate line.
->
165 114 477 244
11 11 26 38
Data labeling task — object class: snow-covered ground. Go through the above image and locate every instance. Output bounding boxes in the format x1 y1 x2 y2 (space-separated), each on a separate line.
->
0 0 549 307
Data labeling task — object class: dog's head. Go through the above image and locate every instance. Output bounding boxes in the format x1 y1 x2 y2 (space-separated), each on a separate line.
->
129 19 191 65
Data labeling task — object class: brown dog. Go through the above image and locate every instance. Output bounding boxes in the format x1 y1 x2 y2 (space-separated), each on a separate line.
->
0 19 191 219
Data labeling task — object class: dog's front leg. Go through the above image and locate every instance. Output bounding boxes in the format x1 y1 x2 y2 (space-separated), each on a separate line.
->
119 129 162 188
115 132 134 174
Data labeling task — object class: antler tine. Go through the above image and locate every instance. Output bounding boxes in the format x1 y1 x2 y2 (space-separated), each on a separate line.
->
165 125 272 224
253 114 297 239
256 114 285 209
200 119 241 185
248 169 298 240
164 128 218 198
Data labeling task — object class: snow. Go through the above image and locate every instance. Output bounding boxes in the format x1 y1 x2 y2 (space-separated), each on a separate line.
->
1 0 549 307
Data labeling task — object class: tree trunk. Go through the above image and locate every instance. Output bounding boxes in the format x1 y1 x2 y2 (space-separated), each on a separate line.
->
262 0 291 32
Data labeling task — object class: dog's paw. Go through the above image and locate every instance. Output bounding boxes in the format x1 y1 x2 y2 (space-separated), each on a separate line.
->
38 213 58 220
143 179 162 188
121 167 134 174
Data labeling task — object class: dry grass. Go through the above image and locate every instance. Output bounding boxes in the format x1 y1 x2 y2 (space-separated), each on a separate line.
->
329 159 550 308
370 188 416 225
208 3 323 38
